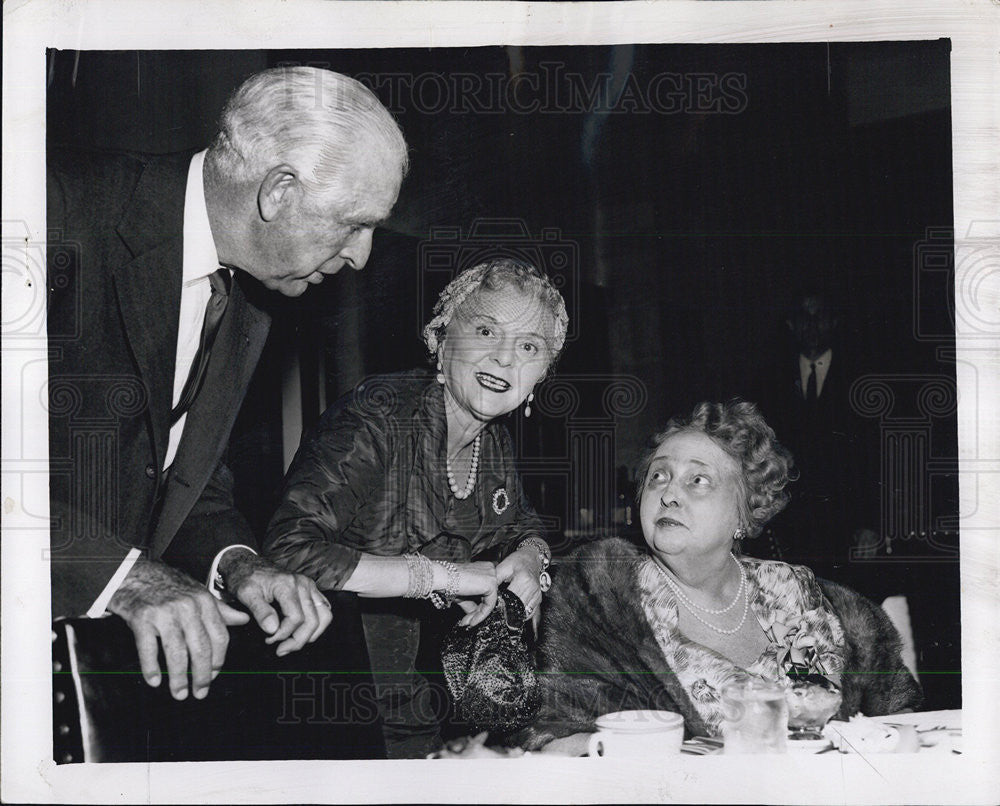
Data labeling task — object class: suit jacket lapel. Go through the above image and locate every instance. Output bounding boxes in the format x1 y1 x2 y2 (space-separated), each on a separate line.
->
819 351 836 399
791 351 837 402
110 152 273 559
150 275 271 558
112 155 189 469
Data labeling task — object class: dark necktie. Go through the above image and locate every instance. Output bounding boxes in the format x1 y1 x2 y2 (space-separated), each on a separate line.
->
806 362 817 402
171 269 231 425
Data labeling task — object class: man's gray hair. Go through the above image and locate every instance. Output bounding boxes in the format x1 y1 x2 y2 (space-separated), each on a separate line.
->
207 66 408 194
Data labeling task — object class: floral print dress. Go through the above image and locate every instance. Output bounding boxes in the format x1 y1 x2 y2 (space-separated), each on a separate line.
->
638 556 847 735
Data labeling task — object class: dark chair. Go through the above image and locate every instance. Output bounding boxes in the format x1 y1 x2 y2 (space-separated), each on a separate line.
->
52 591 386 763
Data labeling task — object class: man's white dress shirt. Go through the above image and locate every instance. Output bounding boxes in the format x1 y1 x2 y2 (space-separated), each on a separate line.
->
798 348 833 400
87 151 251 615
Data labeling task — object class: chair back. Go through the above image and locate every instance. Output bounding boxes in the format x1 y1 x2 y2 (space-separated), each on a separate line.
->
52 592 386 763
881 595 919 680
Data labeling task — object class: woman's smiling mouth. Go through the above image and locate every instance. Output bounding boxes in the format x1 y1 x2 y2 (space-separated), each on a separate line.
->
475 372 511 392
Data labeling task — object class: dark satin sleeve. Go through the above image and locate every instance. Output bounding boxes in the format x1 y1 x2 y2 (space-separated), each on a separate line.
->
263 406 389 590
479 425 547 559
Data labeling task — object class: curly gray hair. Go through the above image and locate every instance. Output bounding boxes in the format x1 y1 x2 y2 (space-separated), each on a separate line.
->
635 400 796 538
421 258 569 366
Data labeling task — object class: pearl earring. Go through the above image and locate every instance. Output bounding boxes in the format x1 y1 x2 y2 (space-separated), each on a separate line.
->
524 392 534 418
436 357 445 385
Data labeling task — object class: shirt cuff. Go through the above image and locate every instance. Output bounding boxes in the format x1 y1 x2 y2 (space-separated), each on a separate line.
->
86 548 143 618
207 544 258 599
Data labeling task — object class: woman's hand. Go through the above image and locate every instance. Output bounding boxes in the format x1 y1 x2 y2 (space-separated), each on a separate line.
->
452 561 499 627
496 547 543 623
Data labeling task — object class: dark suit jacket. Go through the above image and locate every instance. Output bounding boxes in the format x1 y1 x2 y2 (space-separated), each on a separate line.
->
47 149 271 617
777 353 853 491
757 350 881 573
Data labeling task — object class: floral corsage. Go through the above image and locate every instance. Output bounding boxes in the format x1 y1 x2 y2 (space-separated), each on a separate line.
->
760 608 833 680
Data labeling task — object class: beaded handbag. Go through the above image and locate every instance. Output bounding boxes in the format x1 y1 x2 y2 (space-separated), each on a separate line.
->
440 588 541 733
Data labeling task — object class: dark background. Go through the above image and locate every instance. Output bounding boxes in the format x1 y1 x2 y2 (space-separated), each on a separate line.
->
47 43 960 709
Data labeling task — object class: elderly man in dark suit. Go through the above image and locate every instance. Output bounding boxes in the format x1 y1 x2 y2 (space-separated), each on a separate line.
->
47 66 408 702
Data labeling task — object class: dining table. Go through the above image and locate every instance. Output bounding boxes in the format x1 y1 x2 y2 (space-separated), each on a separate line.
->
429 708 963 759
35 707 982 806
680 708 962 756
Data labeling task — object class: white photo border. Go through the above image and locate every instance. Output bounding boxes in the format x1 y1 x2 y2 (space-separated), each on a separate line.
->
3 1 998 803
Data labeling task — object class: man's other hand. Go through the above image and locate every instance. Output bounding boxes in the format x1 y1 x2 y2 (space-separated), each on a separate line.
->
107 558 250 700
218 549 333 657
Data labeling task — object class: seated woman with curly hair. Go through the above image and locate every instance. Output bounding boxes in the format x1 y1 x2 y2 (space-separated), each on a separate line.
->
517 400 921 752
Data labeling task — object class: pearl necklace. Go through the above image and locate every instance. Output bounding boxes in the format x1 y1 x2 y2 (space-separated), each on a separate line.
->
655 554 751 636
446 434 481 500
670 553 746 614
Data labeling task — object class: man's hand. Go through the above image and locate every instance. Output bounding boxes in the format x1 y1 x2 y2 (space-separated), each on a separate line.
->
218 549 333 657
108 558 250 701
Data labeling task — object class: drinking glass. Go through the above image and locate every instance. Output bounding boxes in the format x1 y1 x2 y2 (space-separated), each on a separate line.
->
721 679 788 754
785 678 843 741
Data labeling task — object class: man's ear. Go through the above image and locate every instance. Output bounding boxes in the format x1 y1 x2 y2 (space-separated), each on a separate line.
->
257 164 299 222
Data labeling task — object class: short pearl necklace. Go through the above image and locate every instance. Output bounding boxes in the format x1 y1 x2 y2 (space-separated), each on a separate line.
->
446 434 481 500
655 554 750 635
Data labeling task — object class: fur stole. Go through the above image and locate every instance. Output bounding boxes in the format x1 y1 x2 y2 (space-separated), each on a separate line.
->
818 578 923 717
515 538 921 750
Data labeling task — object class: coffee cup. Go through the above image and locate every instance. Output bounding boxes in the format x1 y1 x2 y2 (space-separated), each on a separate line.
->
587 710 685 758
